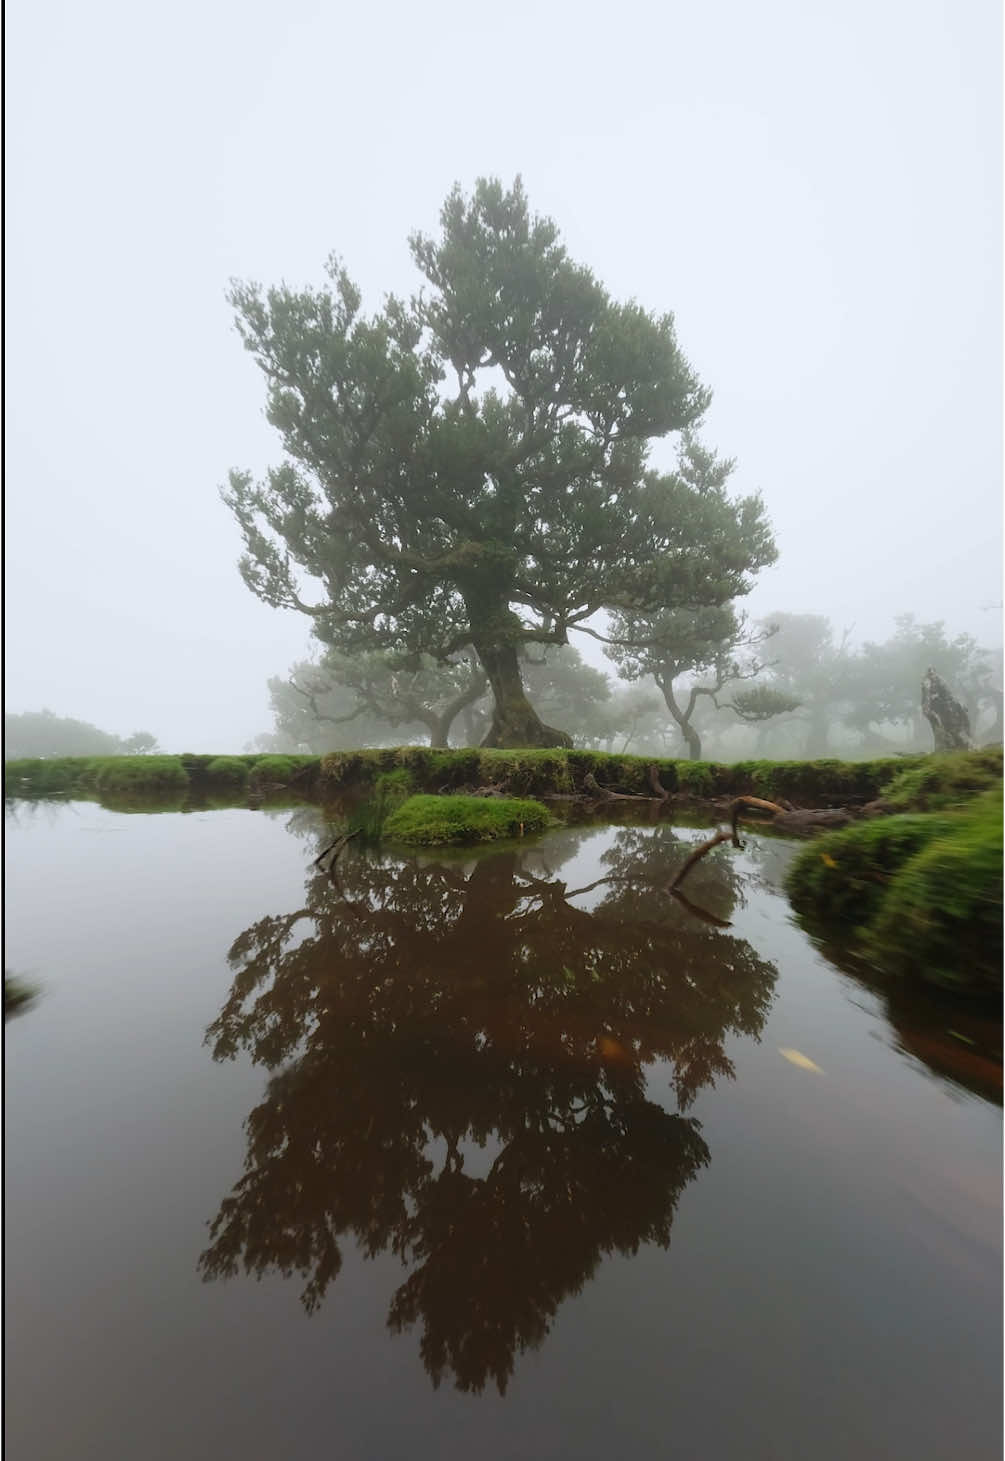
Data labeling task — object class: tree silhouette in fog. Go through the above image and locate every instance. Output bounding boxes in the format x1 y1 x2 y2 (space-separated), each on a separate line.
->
200 822 776 1393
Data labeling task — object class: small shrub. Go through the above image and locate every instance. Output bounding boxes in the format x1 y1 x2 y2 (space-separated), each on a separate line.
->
384 794 551 845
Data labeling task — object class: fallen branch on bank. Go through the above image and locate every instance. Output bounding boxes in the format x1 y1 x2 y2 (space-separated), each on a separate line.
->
582 769 673 803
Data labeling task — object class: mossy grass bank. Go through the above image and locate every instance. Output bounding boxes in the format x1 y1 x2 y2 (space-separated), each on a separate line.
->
4 752 319 806
6 746 1000 814
787 754 1003 993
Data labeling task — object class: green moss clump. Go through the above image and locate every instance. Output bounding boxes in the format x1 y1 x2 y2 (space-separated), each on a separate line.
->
786 812 954 927
93 756 188 794
861 791 1002 990
787 790 1002 991
248 754 316 787
3 757 90 796
383 794 551 845
205 756 250 788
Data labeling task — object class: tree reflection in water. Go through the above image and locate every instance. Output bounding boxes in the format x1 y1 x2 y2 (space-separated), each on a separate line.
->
200 820 777 1393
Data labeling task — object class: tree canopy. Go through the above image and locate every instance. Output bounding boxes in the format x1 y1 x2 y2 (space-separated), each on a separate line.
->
224 178 775 746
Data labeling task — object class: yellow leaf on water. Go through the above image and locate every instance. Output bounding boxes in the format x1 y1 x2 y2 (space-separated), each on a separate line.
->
820 853 838 868
779 1047 824 1074
599 1036 630 1062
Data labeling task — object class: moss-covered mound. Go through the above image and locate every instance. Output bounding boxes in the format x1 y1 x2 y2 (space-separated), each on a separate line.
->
383 794 551 845
878 748 1003 812
787 789 1002 992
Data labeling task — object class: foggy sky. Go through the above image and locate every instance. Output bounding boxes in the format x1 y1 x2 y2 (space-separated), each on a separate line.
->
5 0 1002 750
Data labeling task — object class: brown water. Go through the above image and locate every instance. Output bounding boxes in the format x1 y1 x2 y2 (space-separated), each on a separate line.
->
4 801 1002 1460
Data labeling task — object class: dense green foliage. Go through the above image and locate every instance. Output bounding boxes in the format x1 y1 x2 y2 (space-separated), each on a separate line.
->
603 445 781 759
4 709 159 760
223 177 775 747
383 794 551 845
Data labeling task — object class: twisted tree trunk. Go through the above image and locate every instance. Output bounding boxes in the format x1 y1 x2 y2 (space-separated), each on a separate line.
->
658 677 703 759
472 639 571 748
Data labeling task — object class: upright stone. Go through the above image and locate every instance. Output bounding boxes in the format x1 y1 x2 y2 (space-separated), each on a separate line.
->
921 667 972 751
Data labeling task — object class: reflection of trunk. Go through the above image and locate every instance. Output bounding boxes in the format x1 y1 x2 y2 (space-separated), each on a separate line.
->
472 639 571 748
658 678 702 760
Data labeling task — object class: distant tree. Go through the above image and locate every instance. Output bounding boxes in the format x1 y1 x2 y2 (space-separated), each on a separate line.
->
843 615 1001 749
754 613 854 757
255 664 423 754
750 611 1002 756
223 178 775 748
288 650 487 750
604 444 786 759
120 731 159 755
4 710 159 760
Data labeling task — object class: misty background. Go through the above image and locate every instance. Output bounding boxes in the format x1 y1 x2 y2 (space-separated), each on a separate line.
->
5 0 1002 752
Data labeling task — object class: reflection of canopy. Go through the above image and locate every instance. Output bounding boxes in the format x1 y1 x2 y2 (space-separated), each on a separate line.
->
200 821 777 1394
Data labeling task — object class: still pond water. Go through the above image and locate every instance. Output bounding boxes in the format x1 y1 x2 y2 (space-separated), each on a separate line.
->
5 800 1002 1460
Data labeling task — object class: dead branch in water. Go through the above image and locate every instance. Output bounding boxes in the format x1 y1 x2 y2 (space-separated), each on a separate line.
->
669 793 855 893
667 828 739 890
